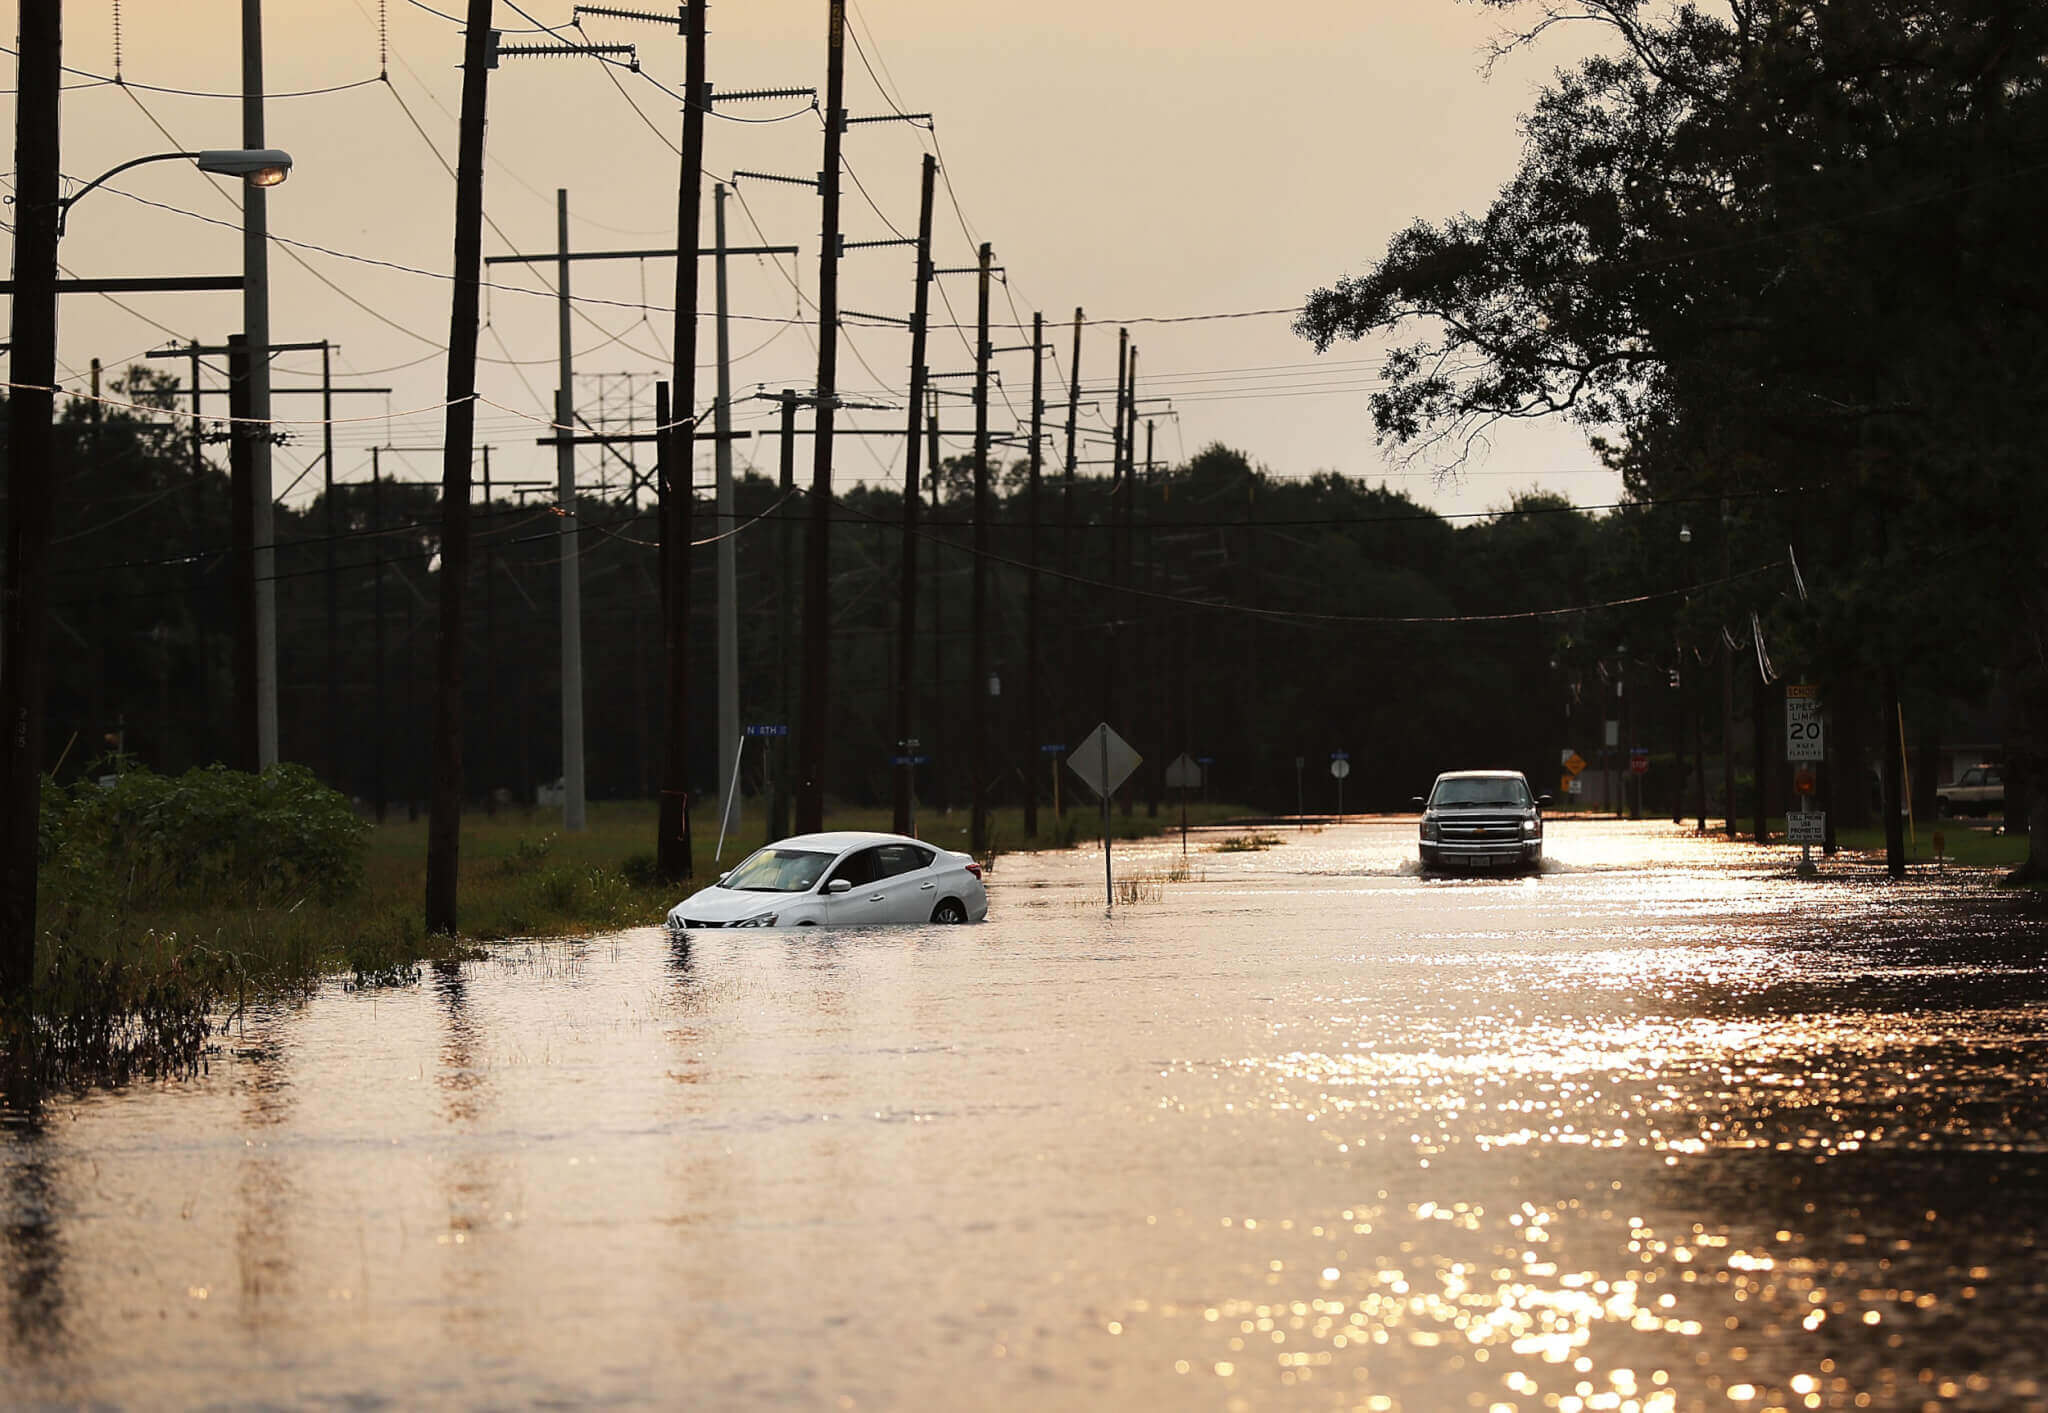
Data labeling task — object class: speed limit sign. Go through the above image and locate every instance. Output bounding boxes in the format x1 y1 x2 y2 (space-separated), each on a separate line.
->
1785 684 1823 762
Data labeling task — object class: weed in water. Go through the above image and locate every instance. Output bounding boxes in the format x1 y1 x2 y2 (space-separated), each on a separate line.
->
1213 832 1283 853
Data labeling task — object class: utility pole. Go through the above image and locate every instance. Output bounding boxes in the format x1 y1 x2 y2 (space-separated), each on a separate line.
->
243 0 279 769
423 0 495 934
796 0 848 835
891 155 937 836
714 183 741 846
228 334 262 772
1024 310 1044 839
773 390 797 842
321 341 339 784
552 190 588 833
482 443 496 813
0 0 61 993
1720 501 1737 836
969 241 993 855
372 447 388 824
659 0 709 880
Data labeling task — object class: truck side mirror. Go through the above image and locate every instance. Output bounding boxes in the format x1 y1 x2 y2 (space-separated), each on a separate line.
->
1411 796 1426 808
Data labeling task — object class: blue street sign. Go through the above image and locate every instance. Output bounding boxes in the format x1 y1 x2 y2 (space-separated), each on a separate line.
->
745 724 789 738
1196 755 1214 765
891 754 932 766
1330 750 1350 761
1040 743 1067 754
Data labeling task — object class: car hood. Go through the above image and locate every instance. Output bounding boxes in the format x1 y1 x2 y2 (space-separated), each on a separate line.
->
669 885 802 923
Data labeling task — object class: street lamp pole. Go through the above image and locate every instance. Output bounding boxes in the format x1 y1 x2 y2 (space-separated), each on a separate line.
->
243 0 279 770
0 0 64 995
0 114 293 993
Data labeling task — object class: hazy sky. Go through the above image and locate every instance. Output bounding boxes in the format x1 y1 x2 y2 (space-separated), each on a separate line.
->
24 0 1621 519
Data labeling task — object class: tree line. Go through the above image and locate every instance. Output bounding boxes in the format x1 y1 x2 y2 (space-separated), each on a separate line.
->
11 367 1931 838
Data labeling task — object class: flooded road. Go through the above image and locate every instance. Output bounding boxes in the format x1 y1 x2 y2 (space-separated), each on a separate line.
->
4 818 2046 1411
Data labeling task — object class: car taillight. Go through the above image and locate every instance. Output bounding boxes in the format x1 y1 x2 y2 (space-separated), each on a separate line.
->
966 862 983 879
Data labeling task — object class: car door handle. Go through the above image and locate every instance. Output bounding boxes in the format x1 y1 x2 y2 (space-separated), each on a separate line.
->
920 881 936 891
868 893 885 903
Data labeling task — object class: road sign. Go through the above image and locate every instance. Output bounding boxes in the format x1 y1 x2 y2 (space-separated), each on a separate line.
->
1197 755 1214 766
890 754 931 766
1629 746 1649 776
1329 759 1351 780
744 723 788 738
1163 753 1203 790
1068 723 1141 799
1330 750 1350 761
1788 810 1826 844
1794 767 1816 795
1567 776 1584 796
1039 742 1067 754
1786 684 1823 762
1564 752 1586 776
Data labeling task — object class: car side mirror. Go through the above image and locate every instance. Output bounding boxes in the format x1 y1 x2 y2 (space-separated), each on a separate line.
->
826 878 853 895
716 871 732 885
1538 795 1554 807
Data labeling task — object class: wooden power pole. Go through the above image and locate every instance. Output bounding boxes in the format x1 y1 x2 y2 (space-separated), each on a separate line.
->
891 154 937 836
423 0 495 934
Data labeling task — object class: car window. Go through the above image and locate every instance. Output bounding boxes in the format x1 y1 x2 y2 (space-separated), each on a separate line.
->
1986 769 2001 786
1431 777 1532 808
874 843 934 878
826 847 884 888
721 848 834 893
1958 768 1982 786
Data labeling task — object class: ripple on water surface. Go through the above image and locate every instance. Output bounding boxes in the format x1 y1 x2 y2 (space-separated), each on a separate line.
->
1 818 2044 1410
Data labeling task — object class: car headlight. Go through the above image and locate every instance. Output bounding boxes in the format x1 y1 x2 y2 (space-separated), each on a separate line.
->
729 912 779 928
1420 817 1438 841
1522 816 1541 836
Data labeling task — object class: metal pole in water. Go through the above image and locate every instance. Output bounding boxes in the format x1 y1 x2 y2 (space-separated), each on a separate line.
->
1101 731 1113 908
715 735 746 865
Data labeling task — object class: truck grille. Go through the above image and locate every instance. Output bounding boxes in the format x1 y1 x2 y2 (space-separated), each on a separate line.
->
1432 813 1533 856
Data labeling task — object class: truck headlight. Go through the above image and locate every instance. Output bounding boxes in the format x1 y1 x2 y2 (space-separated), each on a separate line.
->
1420 817 1438 841
1522 816 1541 837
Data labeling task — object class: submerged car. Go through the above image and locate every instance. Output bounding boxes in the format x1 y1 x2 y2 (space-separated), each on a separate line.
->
665 831 988 931
1414 770 1549 873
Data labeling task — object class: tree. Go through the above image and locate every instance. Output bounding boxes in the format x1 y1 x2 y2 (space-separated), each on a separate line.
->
1298 0 2048 873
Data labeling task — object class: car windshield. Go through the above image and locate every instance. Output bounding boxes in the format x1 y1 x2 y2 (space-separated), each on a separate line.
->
720 848 835 893
1432 777 1532 808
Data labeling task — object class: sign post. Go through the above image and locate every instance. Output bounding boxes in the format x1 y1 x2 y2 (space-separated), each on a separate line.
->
1785 684 1823 877
1330 751 1352 822
1294 756 1305 830
1068 724 1141 908
1041 743 1067 823
1164 753 1203 856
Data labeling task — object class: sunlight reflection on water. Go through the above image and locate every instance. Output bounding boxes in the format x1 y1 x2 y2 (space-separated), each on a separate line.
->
2 818 2044 1410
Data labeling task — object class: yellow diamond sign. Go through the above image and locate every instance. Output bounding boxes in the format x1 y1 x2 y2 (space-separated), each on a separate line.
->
1564 752 1587 777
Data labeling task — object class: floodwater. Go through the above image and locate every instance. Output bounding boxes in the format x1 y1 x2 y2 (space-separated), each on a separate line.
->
4 818 2046 1412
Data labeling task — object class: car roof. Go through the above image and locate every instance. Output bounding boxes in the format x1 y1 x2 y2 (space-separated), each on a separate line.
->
1433 770 1528 781
763 831 935 853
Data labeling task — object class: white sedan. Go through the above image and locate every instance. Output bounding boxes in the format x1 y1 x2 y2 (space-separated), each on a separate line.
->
665 831 989 931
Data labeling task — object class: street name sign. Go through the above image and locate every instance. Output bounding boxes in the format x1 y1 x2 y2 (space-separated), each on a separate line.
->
744 723 788 738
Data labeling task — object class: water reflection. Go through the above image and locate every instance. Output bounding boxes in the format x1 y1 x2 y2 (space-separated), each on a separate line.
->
1 820 2044 1410
0 1101 68 1360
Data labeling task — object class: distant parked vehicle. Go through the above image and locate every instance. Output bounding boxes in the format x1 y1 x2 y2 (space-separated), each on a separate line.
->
665 831 988 930
1937 764 2003 818
1414 770 1549 873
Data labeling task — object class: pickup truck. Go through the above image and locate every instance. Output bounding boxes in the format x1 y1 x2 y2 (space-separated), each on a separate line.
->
1936 764 2003 818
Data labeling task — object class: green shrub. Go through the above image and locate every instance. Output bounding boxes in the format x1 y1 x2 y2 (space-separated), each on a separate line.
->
41 762 367 915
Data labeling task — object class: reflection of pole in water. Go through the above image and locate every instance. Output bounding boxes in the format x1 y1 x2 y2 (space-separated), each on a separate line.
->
234 1013 298 1317
0 1103 69 1358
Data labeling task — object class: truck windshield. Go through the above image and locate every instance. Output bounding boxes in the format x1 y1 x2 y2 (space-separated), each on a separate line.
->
1432 778 1532 808
720 848 835 893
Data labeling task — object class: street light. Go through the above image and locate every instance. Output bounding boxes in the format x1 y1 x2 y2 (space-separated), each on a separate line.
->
2 141 295 992
57 148 293 233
